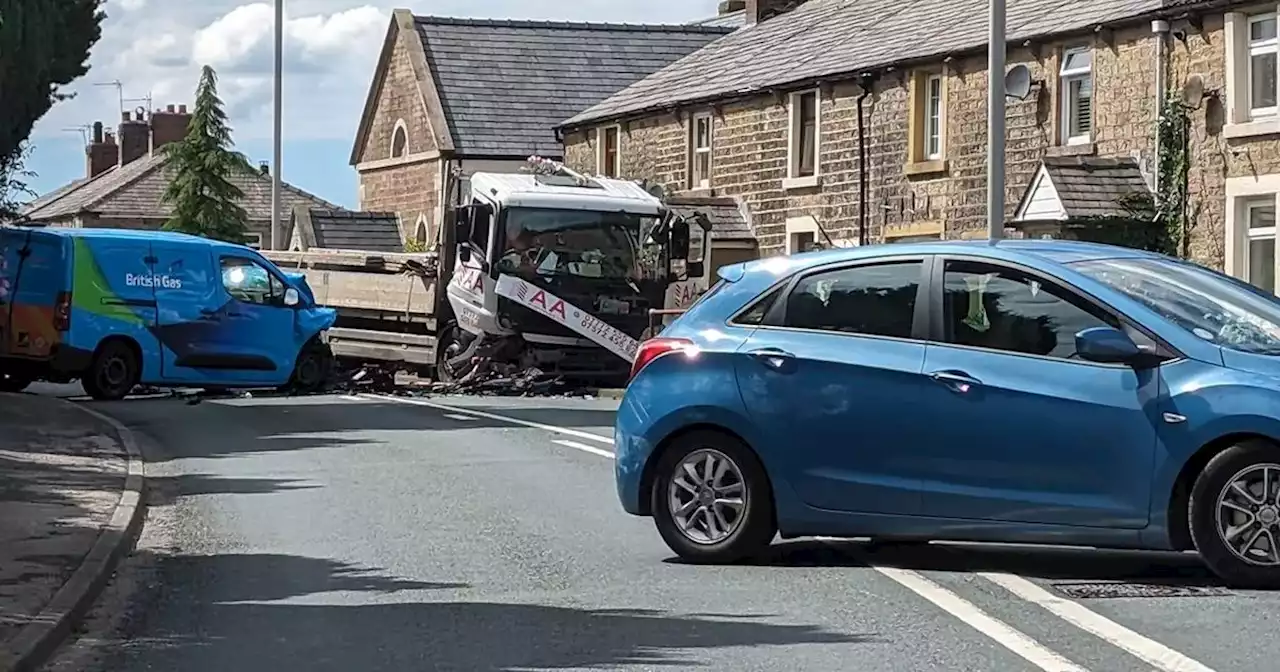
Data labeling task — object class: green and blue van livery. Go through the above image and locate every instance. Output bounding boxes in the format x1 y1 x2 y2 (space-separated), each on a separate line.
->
0 226 336 399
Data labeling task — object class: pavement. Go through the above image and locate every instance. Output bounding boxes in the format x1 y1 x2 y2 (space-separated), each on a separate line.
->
0 391 144 672
31 388 1280 671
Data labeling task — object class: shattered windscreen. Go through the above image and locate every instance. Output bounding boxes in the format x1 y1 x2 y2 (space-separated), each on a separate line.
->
497 207 658 282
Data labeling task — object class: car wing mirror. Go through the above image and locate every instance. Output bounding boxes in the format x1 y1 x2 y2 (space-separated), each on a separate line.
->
1075 326 1141 365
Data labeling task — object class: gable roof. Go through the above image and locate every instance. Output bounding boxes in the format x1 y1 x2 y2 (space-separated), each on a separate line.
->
381 14 734 159
23 153 340 223
290 208 404 252
1013 156 1153 222
559 0 1201 129
666 195 754 241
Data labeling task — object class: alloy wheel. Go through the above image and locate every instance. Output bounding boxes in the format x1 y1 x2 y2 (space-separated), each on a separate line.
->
668 448 747 545
1215 463 1280 566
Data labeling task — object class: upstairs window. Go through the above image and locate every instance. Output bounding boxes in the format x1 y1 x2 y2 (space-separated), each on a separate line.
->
690 113 713 189
925 74 943 160
391 120 408 158
1060 47 1093 145
1251 14 1278 118
599 126 620 177
787 90 820 184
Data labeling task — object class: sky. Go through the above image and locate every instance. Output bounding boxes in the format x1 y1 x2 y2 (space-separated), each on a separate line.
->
24 0 723 209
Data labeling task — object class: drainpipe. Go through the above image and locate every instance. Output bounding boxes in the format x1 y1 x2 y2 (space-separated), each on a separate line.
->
1152 19 1171 203
857 72 877 246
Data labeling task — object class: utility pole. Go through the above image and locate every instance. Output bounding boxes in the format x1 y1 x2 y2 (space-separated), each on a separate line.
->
271 0 284 250
987 0 1006 240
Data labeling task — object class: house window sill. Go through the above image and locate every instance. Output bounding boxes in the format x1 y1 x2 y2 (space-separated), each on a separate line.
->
904 159 948 177
1046 142 1096 157
680 187 715 198
782 175 821 191
1224 118 1280 139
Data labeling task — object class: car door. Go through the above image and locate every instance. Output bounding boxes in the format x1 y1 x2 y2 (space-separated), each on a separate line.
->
913 256 1163 529
734 256 933 516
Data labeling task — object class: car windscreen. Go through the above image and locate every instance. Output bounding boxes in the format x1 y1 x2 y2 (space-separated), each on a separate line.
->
1072 256 1280 355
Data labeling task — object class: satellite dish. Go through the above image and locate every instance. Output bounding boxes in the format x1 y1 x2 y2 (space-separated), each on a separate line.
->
1182 74 1206 108
1005 64 1033 100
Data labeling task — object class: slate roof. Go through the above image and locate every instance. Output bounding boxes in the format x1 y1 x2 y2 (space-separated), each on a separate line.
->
666 195 755 240
693 10 748 28
414 16 734 157
560 0 1198 128
293 208 404 252
1018 156 1154 220
23 153 340 223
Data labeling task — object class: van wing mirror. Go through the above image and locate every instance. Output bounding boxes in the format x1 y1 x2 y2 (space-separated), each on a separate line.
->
283 287 300 307
669 219 691 259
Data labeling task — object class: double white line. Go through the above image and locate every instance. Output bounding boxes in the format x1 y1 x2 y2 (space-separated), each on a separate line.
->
363 393 1215 672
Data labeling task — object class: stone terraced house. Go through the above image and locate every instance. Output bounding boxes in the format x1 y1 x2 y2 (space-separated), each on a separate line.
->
555 0 1280 295
349 9 737 245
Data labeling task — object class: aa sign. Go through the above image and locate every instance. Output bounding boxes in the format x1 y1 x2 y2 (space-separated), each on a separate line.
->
494 274 639 362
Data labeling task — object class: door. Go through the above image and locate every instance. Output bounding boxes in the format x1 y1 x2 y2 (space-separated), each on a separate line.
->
914 257 1160 529
735 257 933 515
151 242 232 384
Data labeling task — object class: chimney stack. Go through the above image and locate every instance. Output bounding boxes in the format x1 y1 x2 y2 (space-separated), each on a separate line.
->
118 109 149 166
744 0 804 24
150 102 192 152
718 0 746 14
259 162 270 175
85 122 117 178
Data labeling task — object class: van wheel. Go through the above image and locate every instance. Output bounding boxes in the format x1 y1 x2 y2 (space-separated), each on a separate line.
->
288 340 333 394
0 371 33 393
651 430 776 564
1189 439 1280 588
82 340 140 401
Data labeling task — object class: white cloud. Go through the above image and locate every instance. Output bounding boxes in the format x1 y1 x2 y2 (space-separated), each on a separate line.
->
32 0 720 146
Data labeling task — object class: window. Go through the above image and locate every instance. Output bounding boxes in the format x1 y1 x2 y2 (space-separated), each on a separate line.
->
220 257 284 305
391 120 408 159
244 232 263 249
600 126 620 177
1246 199 1276 293
1250 14 1278 118
733 284 785 325
925 74 943 159
1060 47 1093 145
787 90 820 182
783 261 922 339
790 231 816 254
942 260 1115 359
690 113 713 189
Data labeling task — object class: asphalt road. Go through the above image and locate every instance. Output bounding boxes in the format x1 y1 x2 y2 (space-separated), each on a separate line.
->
44 386 1280 671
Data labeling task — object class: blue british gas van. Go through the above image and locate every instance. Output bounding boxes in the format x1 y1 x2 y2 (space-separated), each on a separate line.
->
0 226 337 400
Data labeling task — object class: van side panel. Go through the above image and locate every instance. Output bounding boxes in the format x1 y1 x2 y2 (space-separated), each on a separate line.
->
69 236 164 382
1 228 69 360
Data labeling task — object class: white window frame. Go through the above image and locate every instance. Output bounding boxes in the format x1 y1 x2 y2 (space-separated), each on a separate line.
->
390 118 409 159
784 89 821 189
690 112 713 190
1060 47 1093 146
925 74 944 160
597 125 621 177
1245 197 1278 292
244 232 263 249
1250 13 1279 119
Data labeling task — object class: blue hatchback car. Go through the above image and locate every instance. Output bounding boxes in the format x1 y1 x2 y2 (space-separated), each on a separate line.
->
615 240 1280 588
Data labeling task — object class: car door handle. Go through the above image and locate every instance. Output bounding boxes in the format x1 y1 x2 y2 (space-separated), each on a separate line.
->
929 370 981 393
747 348 795 371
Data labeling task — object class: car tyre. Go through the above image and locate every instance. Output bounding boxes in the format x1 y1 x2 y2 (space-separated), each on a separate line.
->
287 339 333 394
0 371 33 393
1188 439 1280 589
651 430 776 564
81 340 140 401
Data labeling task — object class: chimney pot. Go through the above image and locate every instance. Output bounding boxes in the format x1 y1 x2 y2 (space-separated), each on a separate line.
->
166 104 176 113
179 104 188 114
121 111 130 122
92 121 103 143
260 162 270 175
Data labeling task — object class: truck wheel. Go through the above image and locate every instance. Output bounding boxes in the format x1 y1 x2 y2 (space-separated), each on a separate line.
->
435 321 470 384
0 371 33 393
82 340 140 401
288 339 333 394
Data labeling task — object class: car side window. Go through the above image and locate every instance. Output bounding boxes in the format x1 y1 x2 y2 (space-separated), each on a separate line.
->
220 257 283 305
783 261 922 339
942 260 1117 359
733 285 785 326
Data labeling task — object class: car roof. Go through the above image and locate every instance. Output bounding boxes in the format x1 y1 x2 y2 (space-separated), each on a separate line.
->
728 239 1161 280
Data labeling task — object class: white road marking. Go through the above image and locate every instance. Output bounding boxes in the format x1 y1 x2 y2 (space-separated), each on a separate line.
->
443 413 477 421
552 438 616 459
364 394 615 445
981 572 1217 672
358 393 1215 672
874 565 1089 672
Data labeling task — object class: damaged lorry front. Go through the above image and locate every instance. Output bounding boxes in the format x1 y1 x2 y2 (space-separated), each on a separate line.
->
441 169 704 385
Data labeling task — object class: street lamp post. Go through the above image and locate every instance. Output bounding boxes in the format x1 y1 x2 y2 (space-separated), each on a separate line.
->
270 0 283 250
987 0 1006 240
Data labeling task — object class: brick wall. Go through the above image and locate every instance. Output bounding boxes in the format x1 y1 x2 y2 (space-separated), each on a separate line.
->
562 22 1247 267
355 27 443 242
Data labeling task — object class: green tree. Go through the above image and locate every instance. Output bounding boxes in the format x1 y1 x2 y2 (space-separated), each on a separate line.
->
162 65 254 243
0 0 105 218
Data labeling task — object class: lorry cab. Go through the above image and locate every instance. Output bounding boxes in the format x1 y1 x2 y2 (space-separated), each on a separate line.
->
0 226 336 399
440 168 707 383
